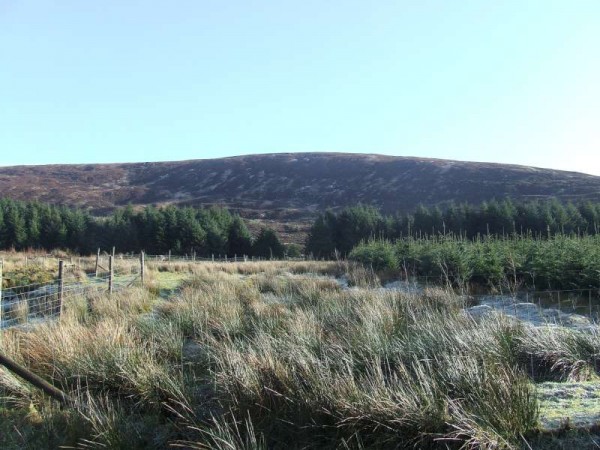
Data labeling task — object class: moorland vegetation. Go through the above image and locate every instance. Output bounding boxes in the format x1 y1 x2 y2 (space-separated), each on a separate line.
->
4 258 591 449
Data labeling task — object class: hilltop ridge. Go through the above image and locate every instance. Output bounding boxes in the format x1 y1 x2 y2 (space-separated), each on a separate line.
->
1 153 599 240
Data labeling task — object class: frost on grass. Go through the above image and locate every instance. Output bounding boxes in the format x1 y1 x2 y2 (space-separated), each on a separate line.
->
537 382 600 430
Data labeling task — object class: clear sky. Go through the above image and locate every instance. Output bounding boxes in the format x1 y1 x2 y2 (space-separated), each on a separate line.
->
1 1 599 175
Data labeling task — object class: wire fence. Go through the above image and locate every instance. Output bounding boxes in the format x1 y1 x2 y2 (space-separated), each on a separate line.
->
0 250 309 331
387 274 600 325
111 253 296 263
467 290 600 324
0 257 143 330
3 253 600 331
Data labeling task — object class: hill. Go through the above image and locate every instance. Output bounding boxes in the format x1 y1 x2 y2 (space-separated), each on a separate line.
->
1 153 599 241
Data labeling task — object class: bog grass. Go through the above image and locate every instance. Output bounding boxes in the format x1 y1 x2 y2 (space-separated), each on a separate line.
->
1 259 598 448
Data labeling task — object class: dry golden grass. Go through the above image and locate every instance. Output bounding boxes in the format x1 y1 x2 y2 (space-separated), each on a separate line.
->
0 258 552 449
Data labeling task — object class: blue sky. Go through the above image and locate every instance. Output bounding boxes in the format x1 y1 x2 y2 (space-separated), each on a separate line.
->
1 1 599 174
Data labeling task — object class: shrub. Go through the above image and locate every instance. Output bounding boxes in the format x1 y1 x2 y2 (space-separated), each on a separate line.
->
348 239 398 271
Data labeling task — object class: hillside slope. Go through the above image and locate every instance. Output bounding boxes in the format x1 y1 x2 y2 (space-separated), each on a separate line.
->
1 153 599 221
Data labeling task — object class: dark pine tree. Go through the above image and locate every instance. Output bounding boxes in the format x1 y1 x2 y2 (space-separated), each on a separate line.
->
227 215 252 257
253 227 285 259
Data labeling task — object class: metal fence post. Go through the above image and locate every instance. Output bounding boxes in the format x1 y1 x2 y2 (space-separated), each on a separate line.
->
140 251 145 287
108 256 113 295
58 260 64 317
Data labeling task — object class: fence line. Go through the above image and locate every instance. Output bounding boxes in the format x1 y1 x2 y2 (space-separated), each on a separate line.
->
98 251 299 263
0 255 145 330
466 290 600 319
0 248 261 330
3 252 600 331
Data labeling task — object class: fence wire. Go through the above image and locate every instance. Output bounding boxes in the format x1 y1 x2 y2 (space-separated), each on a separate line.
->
3 256 600 331
1 266 142 330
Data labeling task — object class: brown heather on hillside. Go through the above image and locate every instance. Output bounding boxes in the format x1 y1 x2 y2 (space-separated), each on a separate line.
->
1 152 600 243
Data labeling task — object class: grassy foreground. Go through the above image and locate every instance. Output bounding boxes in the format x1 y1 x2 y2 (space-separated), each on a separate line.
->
1 260 599 448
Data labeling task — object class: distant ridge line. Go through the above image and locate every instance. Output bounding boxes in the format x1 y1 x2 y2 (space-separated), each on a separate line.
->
0 152 598 222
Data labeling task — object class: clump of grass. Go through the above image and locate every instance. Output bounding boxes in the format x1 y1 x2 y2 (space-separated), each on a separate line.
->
335 260 381 287
73 393 151 449
178 411 266 450
196 285 538 448
249 273 340 305
515 325 600 382
89 287 157 319
2 266 56 293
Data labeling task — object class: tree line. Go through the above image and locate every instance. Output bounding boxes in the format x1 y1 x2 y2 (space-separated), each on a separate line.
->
306 199 600 258
0 198 285 258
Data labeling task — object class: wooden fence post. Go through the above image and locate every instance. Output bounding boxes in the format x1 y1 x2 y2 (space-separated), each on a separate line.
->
112 246 116 259
95 248 100 277
58 260 64 317
168 250 171 263
0 352 72 406
108 256 113 295
140 251 145 287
